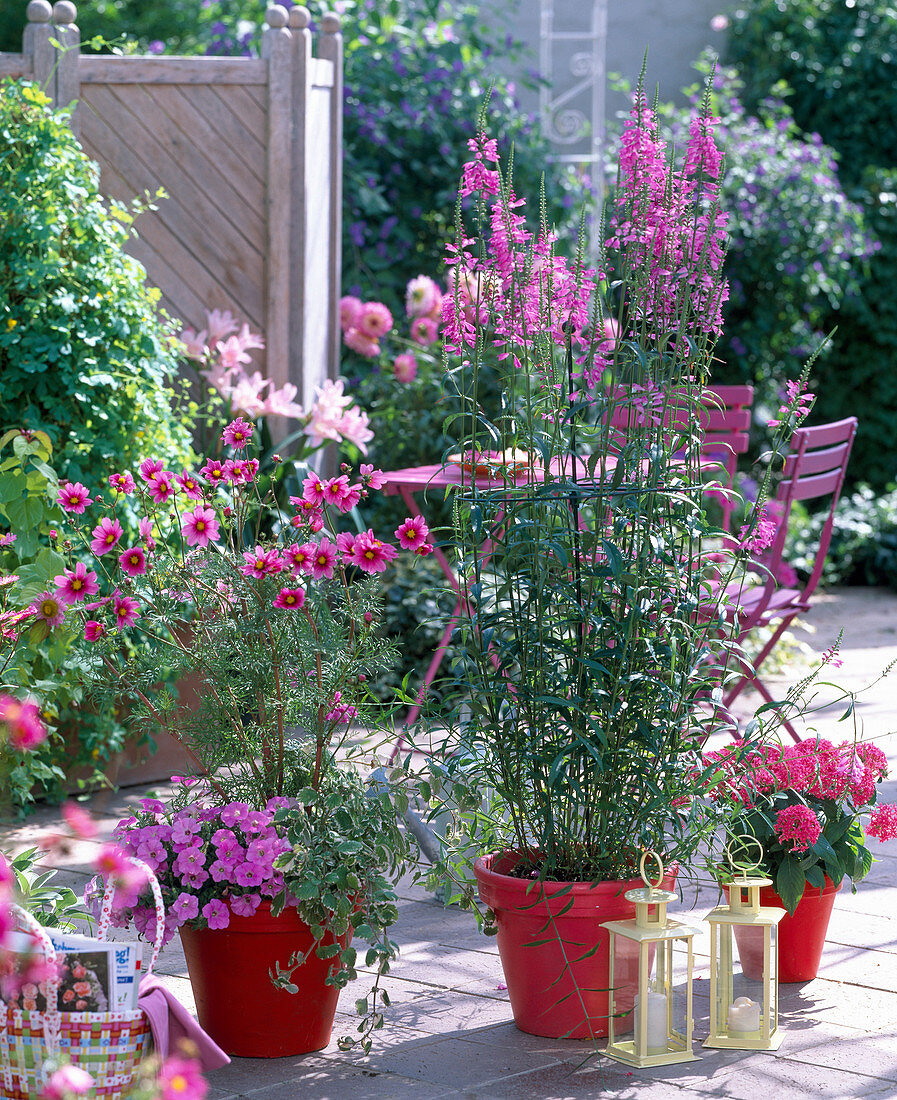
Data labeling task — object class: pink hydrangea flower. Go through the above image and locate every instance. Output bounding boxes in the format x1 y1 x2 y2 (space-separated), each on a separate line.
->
273 587 306 610
357 301 393 339
108 472 136 494
221 417 254 450
183 506 220 549
113 593 140 630
57 481 93 514
32 591 66 628
395 515 430 551
54 562 100 604
774 804 822 852
90 516 124 556
394 353 418 382
0 695 47 750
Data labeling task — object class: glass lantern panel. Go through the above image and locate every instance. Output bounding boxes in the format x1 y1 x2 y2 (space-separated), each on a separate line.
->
609 934 641 1039
667 939 692 1050
727 923 769 1036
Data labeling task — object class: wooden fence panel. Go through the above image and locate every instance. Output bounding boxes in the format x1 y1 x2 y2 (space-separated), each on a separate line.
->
2 0 343 430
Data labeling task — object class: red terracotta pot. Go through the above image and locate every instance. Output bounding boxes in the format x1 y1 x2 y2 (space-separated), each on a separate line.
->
179 902 349 1057
474 852 678 1039
726 876 842 983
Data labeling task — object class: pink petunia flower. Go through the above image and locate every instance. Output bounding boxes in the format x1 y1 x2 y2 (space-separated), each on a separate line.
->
113 594 140 630
90 516 124 556
182 506 220 549
32 591 66 627
230 893 262 918
309 537 337 580
175 471 204 500
0 695 47 750
202 898 230 930
395 515 430 551
54 562 100 604
273 587 306 610
84 620 106 642
57 481 93 514
171 892 200 922
108 472 136 494
119 545 148 577
221 417 254 450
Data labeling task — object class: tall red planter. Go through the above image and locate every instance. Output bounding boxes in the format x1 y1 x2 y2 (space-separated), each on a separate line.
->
179 902 347 1057
474 852 677 1039
727 877 842 983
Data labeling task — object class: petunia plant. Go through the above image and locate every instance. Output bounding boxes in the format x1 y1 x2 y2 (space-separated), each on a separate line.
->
39 416 433 1050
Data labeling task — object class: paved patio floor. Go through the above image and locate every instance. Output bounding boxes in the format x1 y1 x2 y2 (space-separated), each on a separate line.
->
2 587 896 1098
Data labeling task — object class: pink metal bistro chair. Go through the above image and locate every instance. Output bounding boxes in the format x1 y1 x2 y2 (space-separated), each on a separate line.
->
719 415 858 741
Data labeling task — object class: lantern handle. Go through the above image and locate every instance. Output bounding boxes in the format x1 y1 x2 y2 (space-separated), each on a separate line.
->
725 834 764 879
639 849 665 890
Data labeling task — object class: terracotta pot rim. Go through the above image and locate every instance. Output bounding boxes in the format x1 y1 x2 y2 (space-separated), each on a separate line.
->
474 849 680 898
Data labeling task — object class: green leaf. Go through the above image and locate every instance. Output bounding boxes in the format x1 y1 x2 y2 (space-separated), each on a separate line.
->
775 856 807 914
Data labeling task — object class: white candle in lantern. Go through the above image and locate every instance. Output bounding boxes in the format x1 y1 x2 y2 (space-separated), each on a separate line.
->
634 990 668 1053
728 996 761 1033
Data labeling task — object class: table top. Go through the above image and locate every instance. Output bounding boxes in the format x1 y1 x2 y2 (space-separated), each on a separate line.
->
380 455 603 495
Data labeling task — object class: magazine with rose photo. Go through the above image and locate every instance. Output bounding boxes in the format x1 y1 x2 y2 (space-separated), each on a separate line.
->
3 930 141 1013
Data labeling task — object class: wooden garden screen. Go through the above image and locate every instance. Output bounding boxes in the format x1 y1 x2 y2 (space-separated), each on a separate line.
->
1 0 343 415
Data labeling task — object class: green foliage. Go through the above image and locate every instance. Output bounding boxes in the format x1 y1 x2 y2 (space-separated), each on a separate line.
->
5 845 94 929
0 80 193 485
726 1 897 487
787 484 897 590
0 430 126 814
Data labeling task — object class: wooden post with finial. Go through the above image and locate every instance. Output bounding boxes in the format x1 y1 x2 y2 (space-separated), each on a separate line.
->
22 0 55 96
261 4 293 426
52 0 80 133
289 5 312 409
318 11 343 385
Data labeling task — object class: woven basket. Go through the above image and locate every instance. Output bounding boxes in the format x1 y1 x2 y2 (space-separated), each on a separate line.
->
0 857 164 1100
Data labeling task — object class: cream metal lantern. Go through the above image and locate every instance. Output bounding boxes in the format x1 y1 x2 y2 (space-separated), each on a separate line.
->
704 839 786 1051
602 851 700 1068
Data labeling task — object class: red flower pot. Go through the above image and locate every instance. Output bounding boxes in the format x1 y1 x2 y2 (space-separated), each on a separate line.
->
474 852 677 1039
726 876 842 983
179 902 349 1057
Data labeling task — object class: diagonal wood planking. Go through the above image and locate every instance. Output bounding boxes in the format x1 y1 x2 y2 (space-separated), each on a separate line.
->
79 80 268 343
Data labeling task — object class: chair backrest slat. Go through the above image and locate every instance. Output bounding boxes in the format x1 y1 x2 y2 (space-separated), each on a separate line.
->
780 467 845 502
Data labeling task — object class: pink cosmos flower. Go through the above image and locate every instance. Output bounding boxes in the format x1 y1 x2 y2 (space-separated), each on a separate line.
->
32 591 66 628
409 317 438 347
90 516 124 556
343 327 381 357
0 695 47 750
113 594 140 630
283 543 312 575
202 898 230 930
273 587 306 610
149 473 176 504
222 417 254 449
57 481 93 514
774 804 822 853
359 464 386 489
394 353 418 382
42 1064 95 1099
119 545 148 577
406 275 442 319
54 562 100 604
138 458 164 484
240 546 284 578
301 473 327 506
348 530 397 573
138 517 156 550
336 531 356 557
84 620 106 642
61 801 97 839
395 515 430 551
200 459 228 486
175 471 204 500
183 506 220 549
108 472 136 494
156 1054 209 1100
309 537 337 580
339 295 364 332
358 301 393 339
321 475 359 511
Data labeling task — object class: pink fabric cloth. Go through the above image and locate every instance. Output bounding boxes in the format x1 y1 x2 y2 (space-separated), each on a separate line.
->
138 974 230 1072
